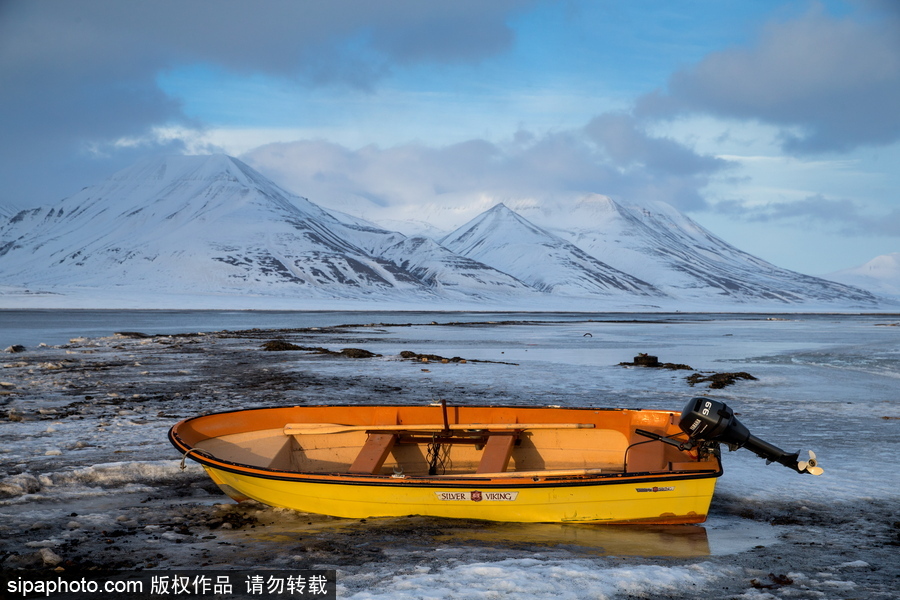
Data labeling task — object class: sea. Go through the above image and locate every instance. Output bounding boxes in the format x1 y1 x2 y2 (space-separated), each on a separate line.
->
1 309 898 599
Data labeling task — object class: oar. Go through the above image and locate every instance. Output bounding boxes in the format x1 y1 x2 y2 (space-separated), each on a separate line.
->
283 422 595 436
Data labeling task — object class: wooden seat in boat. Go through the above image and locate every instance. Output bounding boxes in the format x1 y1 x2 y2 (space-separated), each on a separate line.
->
346 427 520 475
348 433 398 474
476 433 517 474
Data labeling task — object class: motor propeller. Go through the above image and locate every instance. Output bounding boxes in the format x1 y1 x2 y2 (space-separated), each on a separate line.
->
678 397 824 476
797 450 824 476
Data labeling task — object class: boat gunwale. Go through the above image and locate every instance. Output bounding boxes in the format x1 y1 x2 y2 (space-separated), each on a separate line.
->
168 404 724 489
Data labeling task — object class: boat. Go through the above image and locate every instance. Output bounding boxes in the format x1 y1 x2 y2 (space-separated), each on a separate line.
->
169 398 822 525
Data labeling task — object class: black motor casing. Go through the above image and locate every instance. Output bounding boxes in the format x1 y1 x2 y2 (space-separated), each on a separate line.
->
678 397 750 446
678 397 804 472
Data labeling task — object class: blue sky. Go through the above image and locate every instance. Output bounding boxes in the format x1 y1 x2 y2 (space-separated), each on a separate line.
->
1 0 898 275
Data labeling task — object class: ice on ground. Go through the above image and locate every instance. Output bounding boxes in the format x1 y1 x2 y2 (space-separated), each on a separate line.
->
339 559 733 600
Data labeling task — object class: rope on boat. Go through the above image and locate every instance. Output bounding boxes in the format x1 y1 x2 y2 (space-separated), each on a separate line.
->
426 434 451 475
179 448 212 471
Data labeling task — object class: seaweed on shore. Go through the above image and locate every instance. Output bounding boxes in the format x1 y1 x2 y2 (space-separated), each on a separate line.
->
618 354 693 370
399 350 518 366
687 371 758 389
261 340 380 358
619 354 757 389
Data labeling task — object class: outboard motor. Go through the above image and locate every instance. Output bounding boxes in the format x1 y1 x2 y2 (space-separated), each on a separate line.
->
679 397 823 475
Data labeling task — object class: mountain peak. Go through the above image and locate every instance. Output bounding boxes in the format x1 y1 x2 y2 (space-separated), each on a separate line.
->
478 202 525 223
75 153 338 225
826 253 900 298
108 154 260 187
862 253 900 272
442 204 662 297
440 202 556 253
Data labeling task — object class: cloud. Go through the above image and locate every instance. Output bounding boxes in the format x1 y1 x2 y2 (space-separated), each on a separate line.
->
0 0 537 206
715 194 900 236
0 0 534 85
585 112 727 177
242 114 729 221
636 5 900 153
583 112 730 210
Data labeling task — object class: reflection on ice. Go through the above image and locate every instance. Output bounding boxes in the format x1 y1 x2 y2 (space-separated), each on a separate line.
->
436 521 714 558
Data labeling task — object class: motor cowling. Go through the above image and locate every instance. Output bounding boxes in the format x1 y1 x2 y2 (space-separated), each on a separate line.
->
678 397 823 476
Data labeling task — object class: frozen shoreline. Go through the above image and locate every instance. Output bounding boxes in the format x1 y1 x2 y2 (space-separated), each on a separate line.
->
2 316 898 598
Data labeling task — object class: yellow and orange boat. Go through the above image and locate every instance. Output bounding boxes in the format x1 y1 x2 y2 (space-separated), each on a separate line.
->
169 399 821 525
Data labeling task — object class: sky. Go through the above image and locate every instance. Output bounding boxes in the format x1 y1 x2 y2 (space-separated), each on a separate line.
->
1 0 899 276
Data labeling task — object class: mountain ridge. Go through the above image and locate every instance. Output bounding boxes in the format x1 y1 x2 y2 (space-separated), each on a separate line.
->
0 154 884 310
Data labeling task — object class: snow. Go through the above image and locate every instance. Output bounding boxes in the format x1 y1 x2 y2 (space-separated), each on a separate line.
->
825 253 900 298
1 311 898 598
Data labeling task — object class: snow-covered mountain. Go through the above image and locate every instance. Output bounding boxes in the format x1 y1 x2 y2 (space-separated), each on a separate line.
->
0 154 883 309
441 204 662 298
825 254 900 298
0 155 530 304
508 194 878 306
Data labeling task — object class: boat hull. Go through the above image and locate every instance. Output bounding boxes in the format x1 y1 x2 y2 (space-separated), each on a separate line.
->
170 404 722 524
202 465 717 524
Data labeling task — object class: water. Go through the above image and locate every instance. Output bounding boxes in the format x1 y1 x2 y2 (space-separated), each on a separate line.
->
1 309 674 348
1 309 468 348
4 308 892 349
